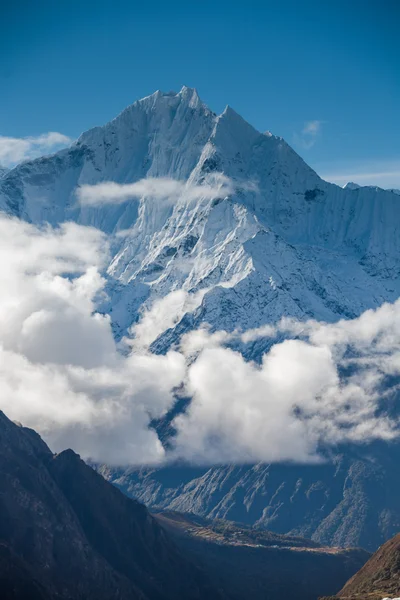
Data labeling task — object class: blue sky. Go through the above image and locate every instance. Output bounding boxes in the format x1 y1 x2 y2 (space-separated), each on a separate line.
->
1 0 399 187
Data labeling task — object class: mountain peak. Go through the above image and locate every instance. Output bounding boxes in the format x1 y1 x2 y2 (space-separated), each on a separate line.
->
343 181 361 190
178 85 202 107
134 86 205 112
217 103 262 142
208 102 262 160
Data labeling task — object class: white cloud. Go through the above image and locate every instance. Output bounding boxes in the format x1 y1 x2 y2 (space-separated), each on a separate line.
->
170 301 400 464
293 120 323 150
0 215 184 465
173 341 333 463
0 215 400 466
0 132 72 168
77 173 234 206
302 120 322 135
240 323 276 343
325 169 400 188
330 171 400 184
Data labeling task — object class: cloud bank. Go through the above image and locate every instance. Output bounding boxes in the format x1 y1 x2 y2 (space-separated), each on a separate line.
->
0 214 399 466
172 304 400 463
0 132 73 168
0 215 184 464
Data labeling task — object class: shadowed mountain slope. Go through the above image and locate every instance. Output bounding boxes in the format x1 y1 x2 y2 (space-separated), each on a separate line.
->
101 441 400 553
0 409 369 600
154 510 369 600
0 410 219 600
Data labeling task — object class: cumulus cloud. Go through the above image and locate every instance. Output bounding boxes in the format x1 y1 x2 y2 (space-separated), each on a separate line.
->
0 214 400 466
293 120 323 150
0 132 72 168
170 304 400 463
0 215 184 464
77 173 234 206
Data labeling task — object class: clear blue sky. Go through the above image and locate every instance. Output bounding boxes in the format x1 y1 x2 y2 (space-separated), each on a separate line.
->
1 0 399 187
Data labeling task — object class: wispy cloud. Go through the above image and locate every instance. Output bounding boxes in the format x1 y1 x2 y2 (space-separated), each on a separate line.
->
0 132 73 168
77 174 235 206
293 120 323 150
302 120 322 136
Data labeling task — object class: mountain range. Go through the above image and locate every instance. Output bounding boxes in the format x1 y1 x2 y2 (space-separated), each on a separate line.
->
0 86 399 553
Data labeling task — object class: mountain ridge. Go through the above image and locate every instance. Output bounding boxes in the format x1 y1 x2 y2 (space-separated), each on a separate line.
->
0 409 220 600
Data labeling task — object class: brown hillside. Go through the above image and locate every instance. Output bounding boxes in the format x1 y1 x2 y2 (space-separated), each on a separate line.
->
320 532 400 600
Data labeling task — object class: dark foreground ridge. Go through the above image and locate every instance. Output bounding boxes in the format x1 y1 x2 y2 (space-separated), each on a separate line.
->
0 410 369 599
0 411 218 600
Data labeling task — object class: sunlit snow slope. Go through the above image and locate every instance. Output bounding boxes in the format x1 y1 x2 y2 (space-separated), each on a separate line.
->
0 86 399 351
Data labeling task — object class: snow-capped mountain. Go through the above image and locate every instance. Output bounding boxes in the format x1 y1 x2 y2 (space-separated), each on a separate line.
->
1 87 400 551
342 181 362 190
344 180 400 196
1 86 399 350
